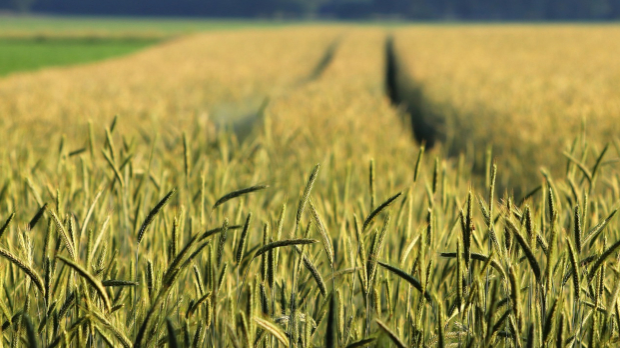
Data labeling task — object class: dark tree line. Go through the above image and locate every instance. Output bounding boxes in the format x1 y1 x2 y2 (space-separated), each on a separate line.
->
2 0 620 20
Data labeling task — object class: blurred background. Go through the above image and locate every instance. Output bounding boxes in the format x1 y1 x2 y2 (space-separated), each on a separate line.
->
2 0 620 20
1 1 619 195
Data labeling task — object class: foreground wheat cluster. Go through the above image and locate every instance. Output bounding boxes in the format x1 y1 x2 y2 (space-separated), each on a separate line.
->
1 26 620 348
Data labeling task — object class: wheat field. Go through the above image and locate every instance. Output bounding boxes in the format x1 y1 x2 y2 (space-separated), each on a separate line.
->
394 25 620 192
1 25 620 348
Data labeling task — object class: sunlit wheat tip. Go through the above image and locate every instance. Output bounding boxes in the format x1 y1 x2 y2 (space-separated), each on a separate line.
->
137 189 176 244
253 239 318 259
296 164 320 228
213 185 268 209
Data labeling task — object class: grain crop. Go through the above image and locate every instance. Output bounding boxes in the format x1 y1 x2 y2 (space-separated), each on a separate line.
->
1 25 620 347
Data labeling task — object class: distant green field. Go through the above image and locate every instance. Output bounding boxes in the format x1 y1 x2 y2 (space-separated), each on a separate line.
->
0 16 289 35
0 37 159 76
0 16 294 76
